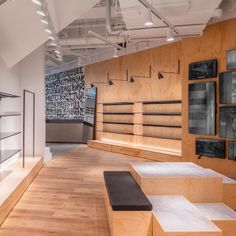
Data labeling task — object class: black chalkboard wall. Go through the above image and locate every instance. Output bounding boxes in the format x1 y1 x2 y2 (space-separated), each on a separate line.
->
45 66 85 121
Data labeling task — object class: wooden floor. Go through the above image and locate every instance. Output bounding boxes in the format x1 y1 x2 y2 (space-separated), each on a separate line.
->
0 145 149 236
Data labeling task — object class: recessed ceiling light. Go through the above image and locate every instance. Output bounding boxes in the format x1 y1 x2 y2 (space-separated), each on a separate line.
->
40 19 49 25
32 0 42 6
36 10 46 17
144 8 154 27
44 28 52 34
167 28 174 42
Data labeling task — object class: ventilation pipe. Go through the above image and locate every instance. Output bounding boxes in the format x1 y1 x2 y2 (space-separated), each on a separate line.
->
106 0 122 35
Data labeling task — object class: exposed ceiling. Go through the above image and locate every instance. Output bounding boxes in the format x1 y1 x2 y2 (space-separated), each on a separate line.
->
46 0 236 72
0 0 100 67
0 0 235 71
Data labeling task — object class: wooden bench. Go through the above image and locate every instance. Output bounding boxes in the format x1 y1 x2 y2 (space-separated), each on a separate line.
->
206 169 236 210
103 171 153 236
195 203 236 236
130 162 223 202
148 195 222 236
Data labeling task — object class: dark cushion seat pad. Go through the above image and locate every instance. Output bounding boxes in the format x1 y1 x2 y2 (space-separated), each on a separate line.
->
103 171 152 211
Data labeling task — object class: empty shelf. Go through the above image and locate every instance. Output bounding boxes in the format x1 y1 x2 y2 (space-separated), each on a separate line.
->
0 92 20 98
143 112 182 116
0 113 21 117
0 149 21 164
0 132 21 140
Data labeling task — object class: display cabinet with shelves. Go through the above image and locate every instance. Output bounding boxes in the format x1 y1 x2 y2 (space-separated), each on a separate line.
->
0 92 21 166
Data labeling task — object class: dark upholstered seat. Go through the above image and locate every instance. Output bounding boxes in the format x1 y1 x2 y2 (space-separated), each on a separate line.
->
103 171 152 211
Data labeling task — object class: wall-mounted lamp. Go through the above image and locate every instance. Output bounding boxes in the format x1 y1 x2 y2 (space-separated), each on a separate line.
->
157 72 164 80
107 72 128 85
127 65 152 83
157 60 180 80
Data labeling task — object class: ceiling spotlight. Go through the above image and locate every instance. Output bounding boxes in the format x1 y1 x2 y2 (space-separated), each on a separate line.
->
50 42 57 47
36 10 46 17
32 0 41 6
130 77 135 83
113 48 119 58
40 19 49 25
167 28 174 42
158 72 164 80
55 49 60 54
44 28 52 34
48 35 55 40
108 80 113 86
144 7 154 27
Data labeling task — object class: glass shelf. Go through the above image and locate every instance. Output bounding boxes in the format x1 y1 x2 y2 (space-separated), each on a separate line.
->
0 132 21 140
0 113 21 117
0 149 21 164
0 92 20 98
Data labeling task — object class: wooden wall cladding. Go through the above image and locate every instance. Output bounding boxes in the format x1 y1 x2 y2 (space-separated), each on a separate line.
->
86 18 236 177
143 126 182 140
181 18 236 178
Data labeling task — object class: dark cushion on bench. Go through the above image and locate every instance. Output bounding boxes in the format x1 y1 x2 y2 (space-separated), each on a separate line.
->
103 171 152 211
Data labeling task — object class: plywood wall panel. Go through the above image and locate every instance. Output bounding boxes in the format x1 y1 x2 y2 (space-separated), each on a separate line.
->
86 18 236 177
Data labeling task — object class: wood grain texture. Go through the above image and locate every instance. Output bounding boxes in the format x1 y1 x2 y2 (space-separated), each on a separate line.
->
88 140 181 161
86 18 236 177
104 186 152 236
181 18 236 178
0 145 149 236
0 158 43 226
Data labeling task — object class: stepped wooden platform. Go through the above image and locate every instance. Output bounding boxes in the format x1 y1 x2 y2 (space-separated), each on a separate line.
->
0 157 43 225
195 203 236 236
130 162 223 202
148 195 222 236
206 169 236 210
88 140 181 162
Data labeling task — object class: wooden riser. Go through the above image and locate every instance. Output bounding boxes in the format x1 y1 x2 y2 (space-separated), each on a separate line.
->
194 203 236 236
0 157 43 225
149 196 222 236
104 186 152 236
88 140 181 162
130 163 223 203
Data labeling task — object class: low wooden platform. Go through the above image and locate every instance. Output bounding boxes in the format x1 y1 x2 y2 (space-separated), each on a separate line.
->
104 186 152 236
88 140 181 162
0 157 43 225
148 195 222 236
206 169 236 210
195 203 236 236
130 162 223 202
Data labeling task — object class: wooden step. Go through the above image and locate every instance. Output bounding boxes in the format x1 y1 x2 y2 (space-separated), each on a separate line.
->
130 162 223 202
0 157 43 225
206 169 236 210
88 140 181 162
195 203 236 236
148 195 222 236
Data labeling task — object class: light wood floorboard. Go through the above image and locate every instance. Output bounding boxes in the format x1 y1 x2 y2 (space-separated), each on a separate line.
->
0 145 149 236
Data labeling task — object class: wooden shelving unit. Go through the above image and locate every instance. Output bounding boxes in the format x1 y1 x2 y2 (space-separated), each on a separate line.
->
0 92 21 165
102 102 134 135
142 100 182 140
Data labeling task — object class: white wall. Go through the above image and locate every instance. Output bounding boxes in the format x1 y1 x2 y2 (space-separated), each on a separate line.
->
19 45 46 157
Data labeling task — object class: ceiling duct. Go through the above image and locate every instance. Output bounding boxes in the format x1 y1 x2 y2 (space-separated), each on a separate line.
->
0 0 7 6
106 0 122 35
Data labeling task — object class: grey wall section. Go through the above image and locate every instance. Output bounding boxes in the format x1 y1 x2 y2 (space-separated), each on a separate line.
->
46 122 83 143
